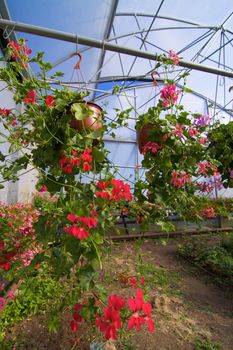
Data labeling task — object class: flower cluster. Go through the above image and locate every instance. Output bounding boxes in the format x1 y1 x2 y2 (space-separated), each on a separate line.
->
95 289 154 340
23 90 37 104
23 90 56 107
200 206 216 218
70 303 83 332
96 179 132 202
197 161 219 177
117 273 145 289
0 108 18 127
0 203 39 271
169 49 180 65
96 294 126 340
8 39 32 67
142 141 162 155
194 114 211 127
160 85 181 107
64 213 98 240
59 148 93 173
128 289 154 333
170 170 191 188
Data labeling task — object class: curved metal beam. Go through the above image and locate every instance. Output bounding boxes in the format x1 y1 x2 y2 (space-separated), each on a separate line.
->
115 12 218 28
92 76 233 117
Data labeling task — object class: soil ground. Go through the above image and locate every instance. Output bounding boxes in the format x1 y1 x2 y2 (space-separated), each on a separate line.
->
4 235 233 350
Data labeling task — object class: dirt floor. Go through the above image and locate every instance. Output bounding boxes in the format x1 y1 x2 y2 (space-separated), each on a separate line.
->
4 236 233 350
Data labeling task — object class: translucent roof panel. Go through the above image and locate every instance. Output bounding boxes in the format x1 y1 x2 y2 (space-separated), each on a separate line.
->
3 0 233 111
5 0 115 84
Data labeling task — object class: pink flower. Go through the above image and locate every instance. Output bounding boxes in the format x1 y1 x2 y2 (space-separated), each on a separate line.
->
194 114 210 127
169 50 180 65
8 291 15 300
160 85 181 107
173 124 183 138
188 127 199 137
142 141 162 155
200 137 208 145
171 170 191 188
0 297 5 309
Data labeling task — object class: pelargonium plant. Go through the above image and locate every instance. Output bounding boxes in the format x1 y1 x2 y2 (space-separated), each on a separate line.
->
0 38 156 345
133 51 224 225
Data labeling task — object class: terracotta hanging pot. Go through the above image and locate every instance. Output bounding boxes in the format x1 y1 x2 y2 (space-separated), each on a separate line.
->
136 123 153 154
70 102 103 131
137 123 170 154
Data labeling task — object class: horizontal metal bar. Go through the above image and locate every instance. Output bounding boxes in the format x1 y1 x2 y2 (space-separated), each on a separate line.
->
108 227 233 240
0 19 233 78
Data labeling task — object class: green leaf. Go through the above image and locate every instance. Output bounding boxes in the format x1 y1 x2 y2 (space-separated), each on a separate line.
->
183 87 193 93
71 103 90 120
79 266 96 290
48 314 60 333
92 147 105 162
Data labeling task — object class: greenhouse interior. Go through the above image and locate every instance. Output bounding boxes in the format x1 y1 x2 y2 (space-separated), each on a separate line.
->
0 1 233 349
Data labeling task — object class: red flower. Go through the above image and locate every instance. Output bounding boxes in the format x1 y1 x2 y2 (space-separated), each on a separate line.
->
70 319 79 332
40 186 48 192
23 90 36 104
127 289 154 333
0 261 10 271
34 264 40 270
74 303 83 311
96 179 132 202
0 108 11 115
11 118 17 127
76 216 97 228
67 213 78 223
64 225 89 240
96 294 126 340
127 277 137 289
63 165 73 174
97 180 110 190
45 95 56 107
139 277 145 284
73 311 82 323
81 151 92 163
96 191 111 199
188 127 199 137
83 162 92 172
72 149 78 157
108 294 126 310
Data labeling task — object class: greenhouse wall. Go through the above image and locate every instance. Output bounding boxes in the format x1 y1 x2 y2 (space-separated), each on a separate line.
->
0 59 37 204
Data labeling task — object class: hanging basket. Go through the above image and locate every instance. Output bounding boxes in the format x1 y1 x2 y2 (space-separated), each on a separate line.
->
136 123 153 154
70 102 103 131
137 123 170 154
